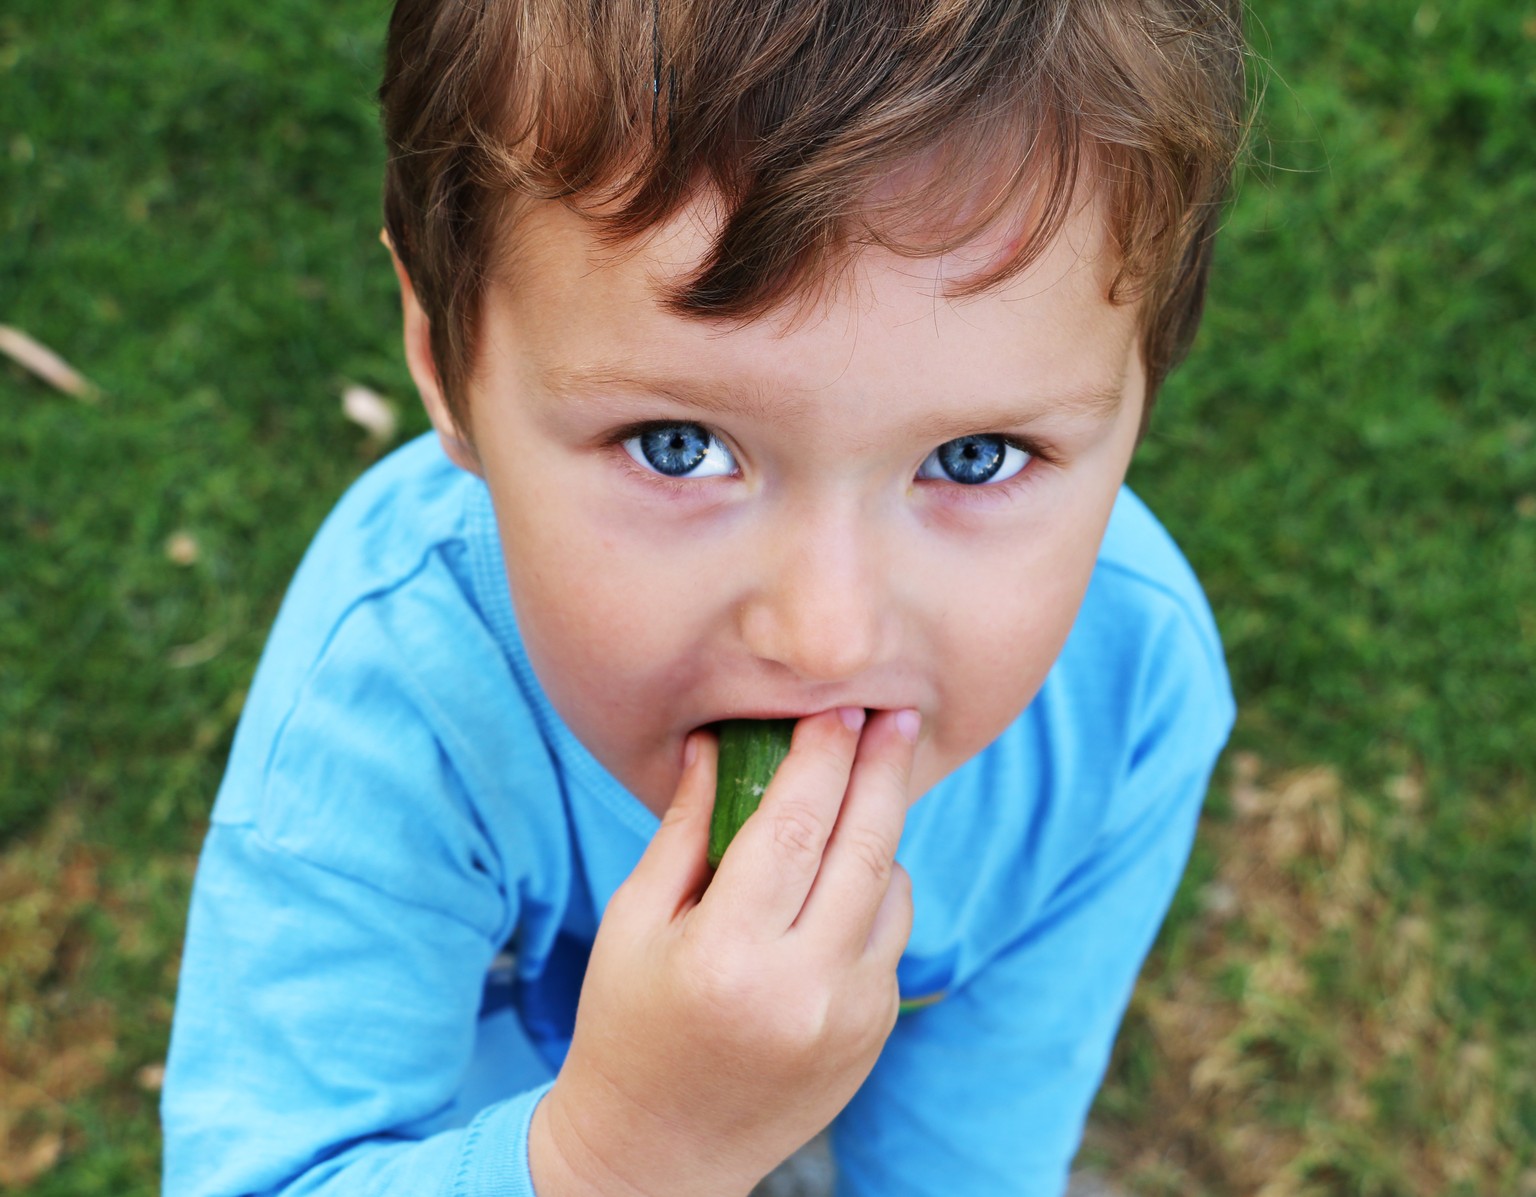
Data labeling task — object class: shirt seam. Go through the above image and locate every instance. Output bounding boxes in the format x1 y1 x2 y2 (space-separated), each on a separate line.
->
258 535 468 787
1091 556 1231 691
210 818 504 944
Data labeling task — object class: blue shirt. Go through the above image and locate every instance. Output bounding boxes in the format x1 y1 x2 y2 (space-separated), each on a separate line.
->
161 433 1234 1196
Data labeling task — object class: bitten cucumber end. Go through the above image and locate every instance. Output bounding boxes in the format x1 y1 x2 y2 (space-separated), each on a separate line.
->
707 718 796 868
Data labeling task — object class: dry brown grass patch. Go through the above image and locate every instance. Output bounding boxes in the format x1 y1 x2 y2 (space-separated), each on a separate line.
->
1091 755 1534 1197
0 807 122 1187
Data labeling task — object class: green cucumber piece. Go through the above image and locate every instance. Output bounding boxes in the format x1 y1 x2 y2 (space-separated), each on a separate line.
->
707 718 796 867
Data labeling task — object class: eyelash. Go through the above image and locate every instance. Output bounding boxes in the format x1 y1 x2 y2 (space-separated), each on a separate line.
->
605 421 739 497
919 438 1058 514
604 420 1057 501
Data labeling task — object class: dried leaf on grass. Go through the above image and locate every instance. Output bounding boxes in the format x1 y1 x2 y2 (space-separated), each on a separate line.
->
342 383 397 443
167 629 227 669
0 325 100 400
164 530 200 566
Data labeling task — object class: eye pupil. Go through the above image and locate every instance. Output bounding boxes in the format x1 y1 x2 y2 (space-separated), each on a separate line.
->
938 434 1006 484
639 423 711 476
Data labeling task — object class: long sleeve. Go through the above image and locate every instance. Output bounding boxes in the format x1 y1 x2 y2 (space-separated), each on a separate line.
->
161 540 573 1197
163 824 552 1196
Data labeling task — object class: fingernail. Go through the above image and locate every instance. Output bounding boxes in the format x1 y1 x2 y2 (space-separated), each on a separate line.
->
683 734 699 768
895 708 921 743
839 706 867 732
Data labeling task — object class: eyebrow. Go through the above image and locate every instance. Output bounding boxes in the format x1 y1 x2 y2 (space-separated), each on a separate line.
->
542 363 795 421
903 381 1126 443
541 362 1126 433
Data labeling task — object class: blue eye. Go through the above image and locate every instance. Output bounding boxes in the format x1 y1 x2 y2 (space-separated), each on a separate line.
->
916 435 1030 485
622 423 737 478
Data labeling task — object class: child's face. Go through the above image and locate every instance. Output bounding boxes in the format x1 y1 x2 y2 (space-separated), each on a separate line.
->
405 194 1146 817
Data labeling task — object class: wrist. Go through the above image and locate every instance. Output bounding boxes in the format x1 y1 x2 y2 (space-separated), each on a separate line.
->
528 1078 757 1197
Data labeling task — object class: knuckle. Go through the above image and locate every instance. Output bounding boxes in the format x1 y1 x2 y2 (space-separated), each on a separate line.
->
764 990 832 1054
769 800 830 861
685 957 831 1059
841 826 895 885
830 991 890 1062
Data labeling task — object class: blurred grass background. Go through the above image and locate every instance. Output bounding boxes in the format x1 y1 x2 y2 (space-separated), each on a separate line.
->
1 2 1532 1194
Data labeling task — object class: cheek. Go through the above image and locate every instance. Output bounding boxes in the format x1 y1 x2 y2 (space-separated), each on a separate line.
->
491 494 707 696
950 586 1073 717
921 530 1101 779
507 532 642 664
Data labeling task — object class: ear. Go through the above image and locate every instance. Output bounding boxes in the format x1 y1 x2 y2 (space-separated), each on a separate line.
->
382 230 481 475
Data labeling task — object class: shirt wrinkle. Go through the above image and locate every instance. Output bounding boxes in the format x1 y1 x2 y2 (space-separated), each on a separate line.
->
235 820 507 943
1092 555 1229 685
258 540 468 790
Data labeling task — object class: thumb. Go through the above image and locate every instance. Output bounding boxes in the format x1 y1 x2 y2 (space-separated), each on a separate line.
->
623 730 718 913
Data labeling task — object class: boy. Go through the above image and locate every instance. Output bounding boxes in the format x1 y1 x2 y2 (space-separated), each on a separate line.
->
162 2 1248 1194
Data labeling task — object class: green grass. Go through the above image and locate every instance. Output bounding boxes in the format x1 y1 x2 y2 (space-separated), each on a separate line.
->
3 1 1533 1193
1097 8 1536 1190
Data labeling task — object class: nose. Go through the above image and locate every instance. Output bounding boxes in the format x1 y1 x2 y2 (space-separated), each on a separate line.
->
736 507 897 684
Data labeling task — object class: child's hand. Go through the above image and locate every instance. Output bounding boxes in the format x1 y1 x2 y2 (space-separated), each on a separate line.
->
528 707 918 1197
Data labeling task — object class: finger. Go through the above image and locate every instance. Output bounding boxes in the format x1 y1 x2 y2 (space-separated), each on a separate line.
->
859 863 913 1038
622 731 718 919
865 860 914 966
796 707 919 956
702 707 864 939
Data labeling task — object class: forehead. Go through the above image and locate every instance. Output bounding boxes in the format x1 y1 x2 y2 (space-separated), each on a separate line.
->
502 170 1123 308
486 189 1140 413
